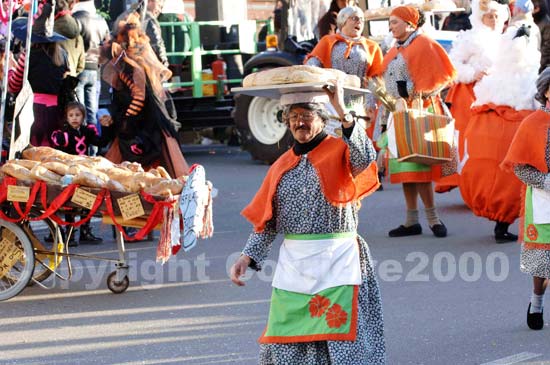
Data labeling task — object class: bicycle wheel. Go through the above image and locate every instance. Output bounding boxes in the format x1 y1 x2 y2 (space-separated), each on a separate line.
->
22 214 61 283
0 220 35 301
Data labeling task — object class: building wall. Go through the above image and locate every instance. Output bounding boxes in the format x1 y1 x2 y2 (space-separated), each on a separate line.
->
183 0 277 20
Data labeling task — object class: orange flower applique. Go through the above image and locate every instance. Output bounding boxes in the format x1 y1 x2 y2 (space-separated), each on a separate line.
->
527 224 539 241
325 304 348 328
309 294 331 318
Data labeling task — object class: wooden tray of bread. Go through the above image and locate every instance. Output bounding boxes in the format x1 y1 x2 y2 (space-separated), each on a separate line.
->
232 82 370 99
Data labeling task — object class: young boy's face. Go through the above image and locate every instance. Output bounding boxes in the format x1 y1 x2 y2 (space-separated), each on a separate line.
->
67 108 84 130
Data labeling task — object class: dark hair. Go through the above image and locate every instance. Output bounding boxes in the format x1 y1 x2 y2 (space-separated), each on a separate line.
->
533 0 550 23
536 67 550 105
65 101 86 120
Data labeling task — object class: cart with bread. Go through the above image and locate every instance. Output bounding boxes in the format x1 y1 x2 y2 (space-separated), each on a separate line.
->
0 146 213 301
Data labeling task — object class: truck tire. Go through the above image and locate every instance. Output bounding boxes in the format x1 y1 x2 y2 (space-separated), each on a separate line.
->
234 93 293 164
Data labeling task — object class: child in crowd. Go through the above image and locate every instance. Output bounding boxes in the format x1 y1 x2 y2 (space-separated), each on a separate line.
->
48 101 113 246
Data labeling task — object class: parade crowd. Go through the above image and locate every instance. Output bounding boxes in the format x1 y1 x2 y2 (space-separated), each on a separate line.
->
1 0 550 363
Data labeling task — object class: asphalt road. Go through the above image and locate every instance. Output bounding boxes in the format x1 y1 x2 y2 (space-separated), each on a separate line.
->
1 145 549 365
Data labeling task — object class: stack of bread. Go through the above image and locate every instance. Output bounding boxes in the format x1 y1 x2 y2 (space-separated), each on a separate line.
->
242 65 360 88
0 146 186 197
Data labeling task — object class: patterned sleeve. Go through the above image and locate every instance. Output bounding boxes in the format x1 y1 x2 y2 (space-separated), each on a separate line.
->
343 123 377 176
8 51 26 93
513 129 550 190
514 164 550 189
305 57 322 67
119 70 146 117
242 218 277 271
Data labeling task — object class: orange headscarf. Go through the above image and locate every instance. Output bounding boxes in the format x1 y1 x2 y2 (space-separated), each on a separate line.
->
391 6 420 28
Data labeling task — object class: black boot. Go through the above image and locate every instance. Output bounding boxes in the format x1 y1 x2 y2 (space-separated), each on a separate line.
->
80 223 103 244
494 221 518 243
377 172 384 191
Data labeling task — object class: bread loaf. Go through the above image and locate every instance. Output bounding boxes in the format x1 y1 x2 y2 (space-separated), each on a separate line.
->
106 179 128 192
29 165 62 184
11 159 40 170
242 65 360 88
41 161 71 176
144 179 184 196
1 162 33 180
22 146 71 162
72 171 110 189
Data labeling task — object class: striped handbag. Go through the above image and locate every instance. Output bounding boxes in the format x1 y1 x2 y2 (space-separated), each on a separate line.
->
392 108 455 165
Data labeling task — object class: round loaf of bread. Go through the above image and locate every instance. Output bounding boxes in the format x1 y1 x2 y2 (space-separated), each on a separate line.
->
242 65 360 88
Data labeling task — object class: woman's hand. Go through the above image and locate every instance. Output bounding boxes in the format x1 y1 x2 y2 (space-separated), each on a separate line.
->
324 79 346 120
99 115 113 127
8 52 17 69
230 254 251 286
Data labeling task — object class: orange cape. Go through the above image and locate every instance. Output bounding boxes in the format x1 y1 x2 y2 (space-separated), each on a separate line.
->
241 136 380 232
305 34 384 78
459 103 534 223
501 109 550 174
381 34 456 93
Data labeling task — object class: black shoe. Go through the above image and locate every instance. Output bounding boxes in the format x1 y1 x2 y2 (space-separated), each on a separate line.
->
376 184 384 191
527 303 544 330
389 224 422 237
495 231 518 244
430 222 447 238
80 226 103 244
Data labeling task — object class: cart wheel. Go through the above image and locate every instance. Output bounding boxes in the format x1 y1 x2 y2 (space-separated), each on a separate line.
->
22 213 61 283
0 220 35 301
106 271 129 294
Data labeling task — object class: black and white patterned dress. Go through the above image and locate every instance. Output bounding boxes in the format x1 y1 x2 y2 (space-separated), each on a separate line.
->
242 126 386 364
305 40 377 110
514 122 550 278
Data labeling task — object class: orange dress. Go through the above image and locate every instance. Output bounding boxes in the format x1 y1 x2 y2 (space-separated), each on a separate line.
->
459 103 534 223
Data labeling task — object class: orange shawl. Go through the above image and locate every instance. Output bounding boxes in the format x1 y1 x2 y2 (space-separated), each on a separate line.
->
501 109 550 174
304 34 384 78
381 34 456 93
241 136 380 232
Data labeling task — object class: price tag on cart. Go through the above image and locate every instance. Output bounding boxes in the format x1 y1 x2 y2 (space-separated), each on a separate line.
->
0 235 24 279
117 194 145 221
71 187 97 210
6 185 30 203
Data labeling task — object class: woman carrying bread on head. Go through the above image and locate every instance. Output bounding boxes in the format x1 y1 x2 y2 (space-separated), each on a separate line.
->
230 81 385 364
380 5 456 238
305 5 384 125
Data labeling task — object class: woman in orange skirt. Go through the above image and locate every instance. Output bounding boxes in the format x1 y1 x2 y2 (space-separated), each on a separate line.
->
381 6 456 237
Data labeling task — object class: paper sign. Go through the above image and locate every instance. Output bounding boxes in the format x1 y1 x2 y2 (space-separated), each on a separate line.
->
71 188 97 210
117 194 145 220
7 185 30 202
9 81 34 160
0 236 24 279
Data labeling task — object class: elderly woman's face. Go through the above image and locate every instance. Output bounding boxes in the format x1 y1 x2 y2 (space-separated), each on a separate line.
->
482 11 498 30
389 15 412 41
287 107 325 143
341 12 364 38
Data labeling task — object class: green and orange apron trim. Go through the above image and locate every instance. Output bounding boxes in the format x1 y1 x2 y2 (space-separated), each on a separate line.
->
259 285 359 344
